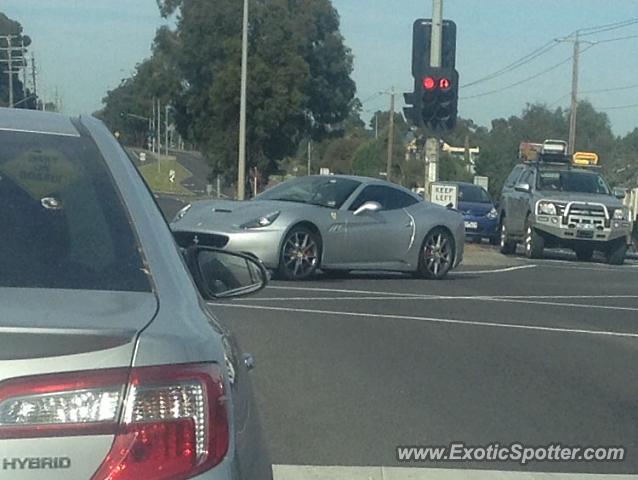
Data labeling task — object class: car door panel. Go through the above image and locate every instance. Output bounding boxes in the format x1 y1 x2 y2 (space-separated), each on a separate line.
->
346 209 413 264
344 185 417 265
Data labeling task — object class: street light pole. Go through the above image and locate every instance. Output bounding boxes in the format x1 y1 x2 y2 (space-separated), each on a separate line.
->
568 33 580 155
237 0 249 200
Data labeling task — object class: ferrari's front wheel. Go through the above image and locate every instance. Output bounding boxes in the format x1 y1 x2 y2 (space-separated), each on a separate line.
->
417 227 455 280
277 226 321 280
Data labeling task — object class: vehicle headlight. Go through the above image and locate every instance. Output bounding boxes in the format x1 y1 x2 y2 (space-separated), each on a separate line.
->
537 201 557 215
173 203 192 222
613 207 629 221
240 211 281 229
486 207 498 219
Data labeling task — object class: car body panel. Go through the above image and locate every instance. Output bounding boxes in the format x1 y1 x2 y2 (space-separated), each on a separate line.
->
0 108 272 480
459 200 499 241
172 176 465 273
498 162 633 248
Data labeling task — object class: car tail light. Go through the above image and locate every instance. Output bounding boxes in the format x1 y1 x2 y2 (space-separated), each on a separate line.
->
0 363 229 480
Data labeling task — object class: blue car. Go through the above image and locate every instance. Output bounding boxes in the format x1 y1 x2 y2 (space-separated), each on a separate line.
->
455 182 500 244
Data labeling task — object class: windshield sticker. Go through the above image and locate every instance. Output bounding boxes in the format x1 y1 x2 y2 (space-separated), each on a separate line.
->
0 149 79 202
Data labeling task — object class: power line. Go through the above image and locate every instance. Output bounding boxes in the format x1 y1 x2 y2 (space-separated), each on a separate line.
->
594 33 638 44
461 50 583 100
462 43 597 100
461 18 638 90
461 40 559 88
598 103 638 111
576 17 638 36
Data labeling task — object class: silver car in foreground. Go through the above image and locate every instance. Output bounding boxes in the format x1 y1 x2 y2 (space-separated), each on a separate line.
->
172 175 465 280
0 108 272 479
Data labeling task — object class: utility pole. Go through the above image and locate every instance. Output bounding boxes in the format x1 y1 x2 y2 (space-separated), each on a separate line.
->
21 41 27 90
151 99 156 155
237 0 249 200
165 104 169 157
31 56 37 98
157 98 161 174
307 140 312 175
424 0 443 198
7 37 13 108
375 113 379 139
386 87 395 182
568 33 580 155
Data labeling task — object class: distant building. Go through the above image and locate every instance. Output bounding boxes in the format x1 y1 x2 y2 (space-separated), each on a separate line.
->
441 141 480 174
403 138 480 174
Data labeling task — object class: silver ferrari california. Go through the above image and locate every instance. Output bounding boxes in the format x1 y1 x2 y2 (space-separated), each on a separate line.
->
171 175 465 280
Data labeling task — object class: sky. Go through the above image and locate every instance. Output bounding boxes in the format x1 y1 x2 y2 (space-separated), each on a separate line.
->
3 0 638 135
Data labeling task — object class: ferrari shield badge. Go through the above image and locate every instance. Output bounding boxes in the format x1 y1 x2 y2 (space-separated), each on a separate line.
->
330 211 337 220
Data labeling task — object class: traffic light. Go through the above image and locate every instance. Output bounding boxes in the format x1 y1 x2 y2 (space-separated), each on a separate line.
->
421 67 458 130
411 18 457 76
404 18 459 132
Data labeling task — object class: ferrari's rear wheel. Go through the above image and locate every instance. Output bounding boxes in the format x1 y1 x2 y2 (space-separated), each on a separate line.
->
417 227 455 280
277 226 321 280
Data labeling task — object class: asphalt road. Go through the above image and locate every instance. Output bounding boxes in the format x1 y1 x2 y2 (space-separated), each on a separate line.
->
206 245 638 476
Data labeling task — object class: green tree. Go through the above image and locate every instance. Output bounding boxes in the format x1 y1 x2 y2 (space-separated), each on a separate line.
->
155 0 356 184
99 28 182 146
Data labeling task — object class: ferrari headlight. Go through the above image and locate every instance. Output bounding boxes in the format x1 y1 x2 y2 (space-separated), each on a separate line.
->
613 207 629 221
172 203 192 222
486 207 498 219
240 211 281 229
537 201 557 216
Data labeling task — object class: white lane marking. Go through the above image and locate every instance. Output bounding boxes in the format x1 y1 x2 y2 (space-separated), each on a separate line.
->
451 265 537 275
521 259 638 272
267 285 426 297
485 297 638 312
207 303 638 339
273 465 636 480
242 294 638 302
243 293 638 312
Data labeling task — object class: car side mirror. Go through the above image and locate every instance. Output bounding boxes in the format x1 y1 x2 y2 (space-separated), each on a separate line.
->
514 182 532 194
353 201 382 216
613 188 626 200
185 247 268 299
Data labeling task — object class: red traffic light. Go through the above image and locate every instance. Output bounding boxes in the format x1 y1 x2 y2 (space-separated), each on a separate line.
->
423 76 436 91
439 77 451 90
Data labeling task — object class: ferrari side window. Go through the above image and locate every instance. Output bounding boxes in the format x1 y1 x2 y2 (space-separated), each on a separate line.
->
349 185 386 210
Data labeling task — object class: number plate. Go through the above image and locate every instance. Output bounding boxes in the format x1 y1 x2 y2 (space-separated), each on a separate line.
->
576 230 594 239
464 221 478 230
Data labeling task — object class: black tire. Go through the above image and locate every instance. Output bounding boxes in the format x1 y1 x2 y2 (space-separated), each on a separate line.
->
277 226 321 280
499 221 517 254
606 238 627 266
524 218 544 259
417 227 455 280
574 246 594 261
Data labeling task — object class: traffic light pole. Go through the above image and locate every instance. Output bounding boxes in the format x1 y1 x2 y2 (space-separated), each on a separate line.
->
424 0 443 199
387 87 395 182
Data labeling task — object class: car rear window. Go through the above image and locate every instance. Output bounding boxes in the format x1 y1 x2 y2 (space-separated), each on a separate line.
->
0 129 151 292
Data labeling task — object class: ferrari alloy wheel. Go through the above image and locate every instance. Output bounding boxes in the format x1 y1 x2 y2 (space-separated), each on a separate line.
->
278 227 321 280
418 228 455 280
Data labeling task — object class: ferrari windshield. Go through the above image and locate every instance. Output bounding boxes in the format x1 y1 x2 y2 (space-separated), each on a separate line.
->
255 176 361 208
537 170 611 195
